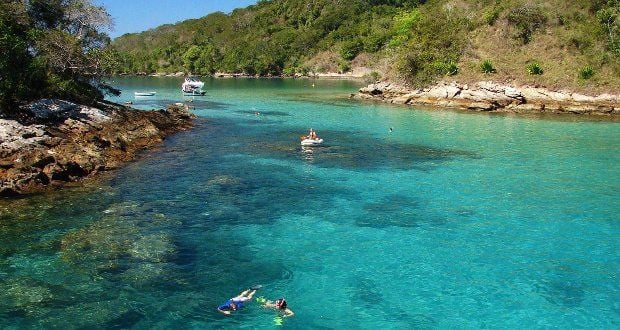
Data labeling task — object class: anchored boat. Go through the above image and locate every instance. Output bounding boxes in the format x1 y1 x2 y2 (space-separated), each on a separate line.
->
134 91 156 96
182 77 206 96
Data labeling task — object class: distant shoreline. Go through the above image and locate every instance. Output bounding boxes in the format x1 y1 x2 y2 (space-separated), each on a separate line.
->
115 71 371 80
110 74 619 117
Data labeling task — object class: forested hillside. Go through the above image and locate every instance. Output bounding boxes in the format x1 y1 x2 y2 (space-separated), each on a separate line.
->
111 0 619 91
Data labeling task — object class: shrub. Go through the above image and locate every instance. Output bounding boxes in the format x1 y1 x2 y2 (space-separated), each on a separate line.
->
526 62 543 75
338 60 351 73
433 61 458 76
364 71 381 83
445 62 459 76
596 3 619 54
483 6 503 26
579 66 595 79
481 60 496 73
369 71 381 81
506 4 547 44
340 39 363 61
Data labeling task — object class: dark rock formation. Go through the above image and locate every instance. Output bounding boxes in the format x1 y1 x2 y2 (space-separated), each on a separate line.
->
0 100 195 196
353 81 619 115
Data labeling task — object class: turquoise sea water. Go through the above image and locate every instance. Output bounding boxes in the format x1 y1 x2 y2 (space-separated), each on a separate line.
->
1 77 619 328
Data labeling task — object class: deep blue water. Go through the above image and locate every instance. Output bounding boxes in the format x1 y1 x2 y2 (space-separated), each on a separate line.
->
0 77 618 328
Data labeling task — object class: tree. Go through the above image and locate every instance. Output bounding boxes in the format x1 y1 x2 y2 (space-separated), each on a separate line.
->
0 1 37 110
595 0 619 54
183 45 201 73
0 0 115 114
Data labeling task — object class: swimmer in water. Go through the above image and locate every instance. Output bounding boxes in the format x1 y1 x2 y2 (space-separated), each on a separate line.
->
217 288 258 315
262 298 294 318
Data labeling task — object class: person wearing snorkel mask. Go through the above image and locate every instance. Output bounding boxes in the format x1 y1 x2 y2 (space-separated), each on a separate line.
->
262 298 294 318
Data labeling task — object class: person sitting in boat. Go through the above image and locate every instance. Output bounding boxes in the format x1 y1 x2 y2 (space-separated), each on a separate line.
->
308 128 318 140
260 297 294 318
217 288 257 315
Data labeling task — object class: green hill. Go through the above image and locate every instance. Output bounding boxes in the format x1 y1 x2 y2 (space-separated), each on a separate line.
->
111 0 619 92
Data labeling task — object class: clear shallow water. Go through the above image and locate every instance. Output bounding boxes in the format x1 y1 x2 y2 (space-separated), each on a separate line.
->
1 77 619 328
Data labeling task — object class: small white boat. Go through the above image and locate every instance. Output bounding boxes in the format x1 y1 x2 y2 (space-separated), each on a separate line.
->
301 138 324 146
134 91 156 96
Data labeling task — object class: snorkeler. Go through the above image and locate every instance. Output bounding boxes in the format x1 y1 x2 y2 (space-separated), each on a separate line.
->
217 288 258 315
260 297 295 318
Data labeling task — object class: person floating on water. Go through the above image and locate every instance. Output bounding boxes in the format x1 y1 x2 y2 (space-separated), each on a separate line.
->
257 297 295 318
217 288 258 315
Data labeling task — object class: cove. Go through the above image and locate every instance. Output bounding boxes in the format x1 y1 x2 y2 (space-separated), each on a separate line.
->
0 77 618 328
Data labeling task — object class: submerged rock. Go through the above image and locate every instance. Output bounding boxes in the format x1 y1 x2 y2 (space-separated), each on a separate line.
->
129 234 176 263
0 100 195 196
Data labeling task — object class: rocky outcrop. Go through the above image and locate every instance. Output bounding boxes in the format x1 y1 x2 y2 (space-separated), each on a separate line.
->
0 100 195 196
353 81 619 115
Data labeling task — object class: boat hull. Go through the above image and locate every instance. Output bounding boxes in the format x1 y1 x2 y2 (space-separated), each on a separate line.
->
182 90 206 96
301 138 323 146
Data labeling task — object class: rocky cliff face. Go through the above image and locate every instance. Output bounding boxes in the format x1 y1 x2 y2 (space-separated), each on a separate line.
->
0 100 195 197
354 81 619 115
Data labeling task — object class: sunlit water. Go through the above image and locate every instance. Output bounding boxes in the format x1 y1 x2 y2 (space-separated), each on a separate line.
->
1 77 618 328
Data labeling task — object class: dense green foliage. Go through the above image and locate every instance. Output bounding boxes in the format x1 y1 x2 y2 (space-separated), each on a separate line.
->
481 60 496 74
579 66 595 79
111 0 619 88
526 62 543 75
0 0 117 114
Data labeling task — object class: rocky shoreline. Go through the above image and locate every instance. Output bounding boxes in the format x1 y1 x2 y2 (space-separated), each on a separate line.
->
353 81 619 116
0 100 195 197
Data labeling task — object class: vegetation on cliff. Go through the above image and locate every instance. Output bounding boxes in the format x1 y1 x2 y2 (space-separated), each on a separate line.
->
111 0 619 92
0 0 118 115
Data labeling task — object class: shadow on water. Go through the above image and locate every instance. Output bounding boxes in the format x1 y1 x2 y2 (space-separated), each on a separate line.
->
344 276 437 328
105 310 145 329
534 265 586 308
348 277 385 308
234 110 291 117
237 126 477 172
354 194 446 229
280 93 358 108
130 98 230 111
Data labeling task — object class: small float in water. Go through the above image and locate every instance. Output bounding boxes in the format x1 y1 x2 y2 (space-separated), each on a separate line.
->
134 91 156 96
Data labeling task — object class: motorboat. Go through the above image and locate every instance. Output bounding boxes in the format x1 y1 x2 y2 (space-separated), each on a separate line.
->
134 91 156 96
182 77 206 96
300 138 324 146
